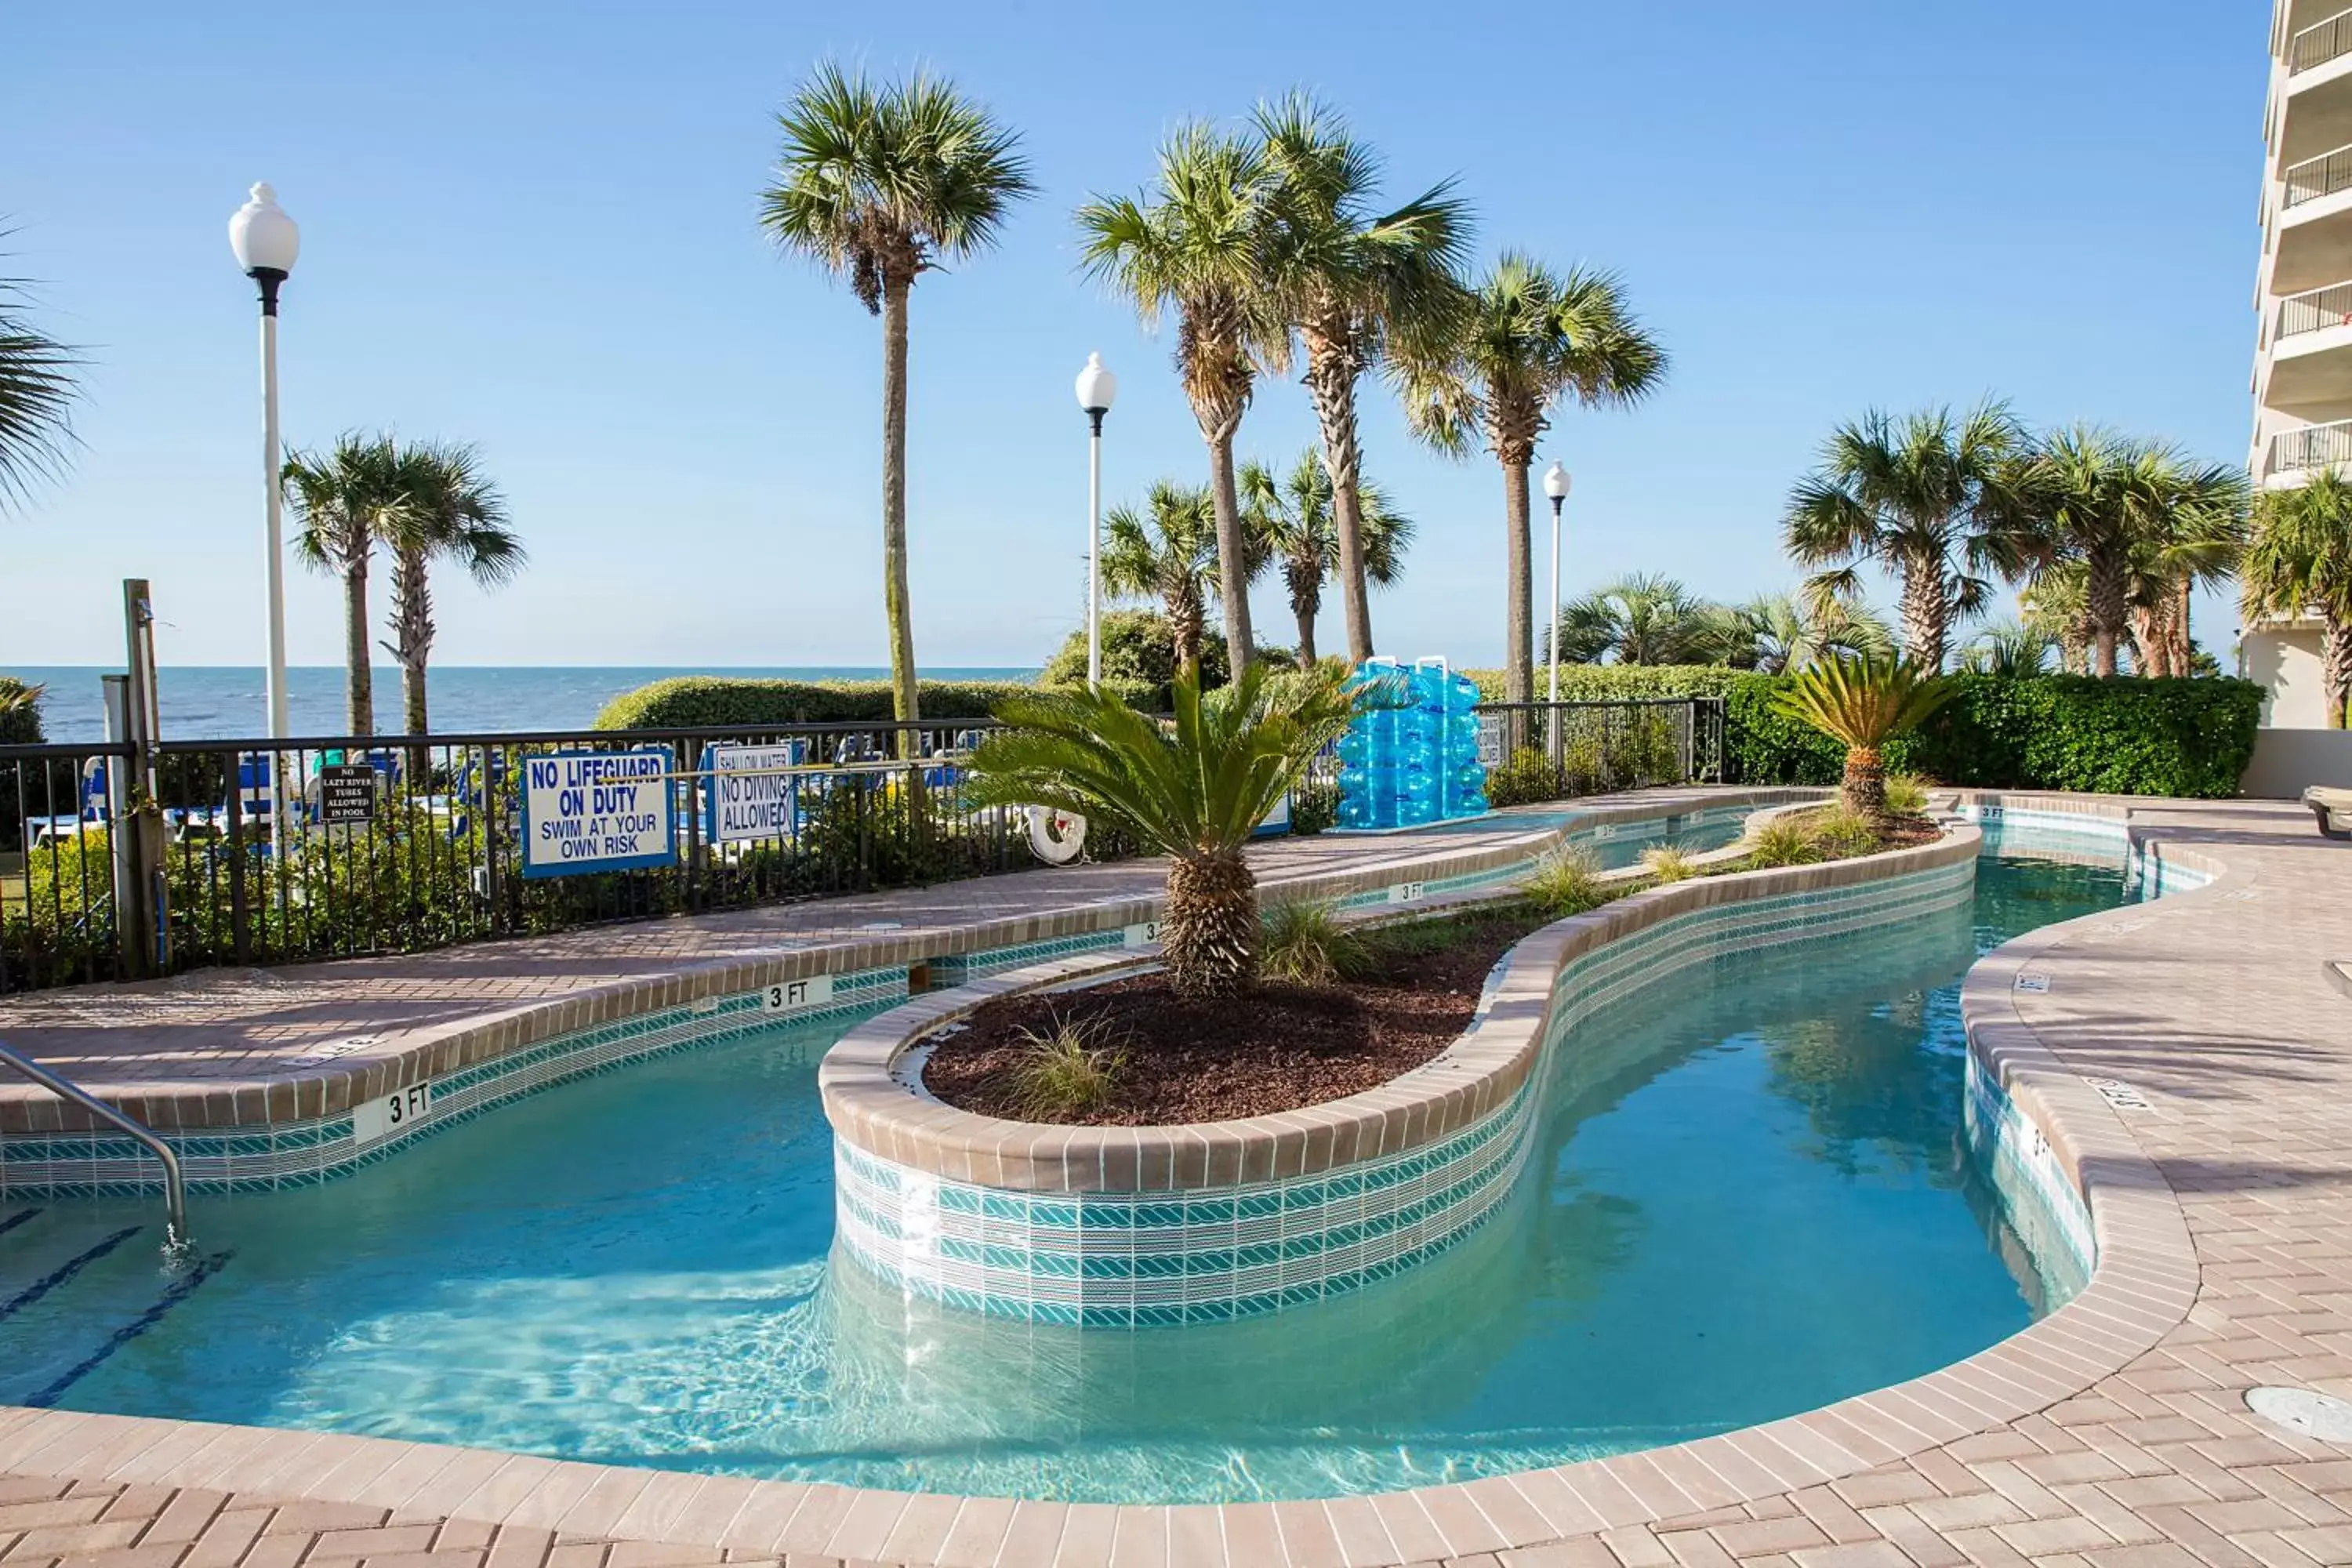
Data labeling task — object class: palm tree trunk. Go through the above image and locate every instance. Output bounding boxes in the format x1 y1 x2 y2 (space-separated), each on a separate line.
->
2327 615 2352 729
397 542 432 735
1303 336 1373 666
880 274 921 728
1169 586 1204 680
1897 556 1948 670
341 543 373 737
2172 578 2194 677
1842 745 1887 822
1204 427 1254 678
1287 562 1320 671
1161 848 1258 1000
2087 551 2126 679
1503 456 1534 706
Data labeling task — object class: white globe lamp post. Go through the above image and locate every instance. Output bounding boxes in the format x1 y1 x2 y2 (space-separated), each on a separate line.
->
1073 354 1117 691
228 183 299 745
1542 462 1572 755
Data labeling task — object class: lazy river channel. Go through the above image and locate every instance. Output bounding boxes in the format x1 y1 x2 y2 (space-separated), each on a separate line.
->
0 824 2136 1504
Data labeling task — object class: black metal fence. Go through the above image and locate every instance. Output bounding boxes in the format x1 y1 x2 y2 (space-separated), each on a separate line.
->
1 697 1725 996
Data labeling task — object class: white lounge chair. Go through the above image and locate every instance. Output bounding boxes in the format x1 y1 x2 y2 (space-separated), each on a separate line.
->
2303 785 2352 840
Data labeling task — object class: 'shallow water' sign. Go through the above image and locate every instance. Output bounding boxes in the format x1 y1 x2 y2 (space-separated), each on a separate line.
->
521 748 677 878
704 742 805 844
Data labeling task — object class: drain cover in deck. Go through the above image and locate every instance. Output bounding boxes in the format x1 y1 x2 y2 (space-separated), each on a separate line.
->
2247 1386 2352 1442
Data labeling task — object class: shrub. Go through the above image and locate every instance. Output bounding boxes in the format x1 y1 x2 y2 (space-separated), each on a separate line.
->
1036 610 1292 710
1009 1014 1126 1119
1289 777 1338 836
1486 747 1566 808
1522 844 1610 920
1744 815 1822 868
594 676 1037 731
1640 844 1699 883
1261 898 1351 985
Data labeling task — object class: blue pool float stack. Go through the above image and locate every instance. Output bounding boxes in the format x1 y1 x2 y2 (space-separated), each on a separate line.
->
1336 657 1488 829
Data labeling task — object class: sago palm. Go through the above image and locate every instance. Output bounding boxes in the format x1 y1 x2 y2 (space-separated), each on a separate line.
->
285 433 411 735
0 240 80 511
964 663 1363 1000
760 65 1033 728
1784 401 2031 670
1772 658 1955 821
2245 468 2352 728
377 442 523 735
1396 254 1665 702
1100 481 1222 678
1077 126 1286 678
1255 93 1470 666
1240 448 1414 669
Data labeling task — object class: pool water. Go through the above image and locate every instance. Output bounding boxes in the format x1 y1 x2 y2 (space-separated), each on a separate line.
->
0 831 2129 1504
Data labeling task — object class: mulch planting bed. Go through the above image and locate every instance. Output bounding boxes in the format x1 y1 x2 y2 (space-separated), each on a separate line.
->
922 909 1537 1126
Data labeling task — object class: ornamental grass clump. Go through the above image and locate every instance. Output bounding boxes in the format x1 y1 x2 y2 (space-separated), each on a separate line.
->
1806 804 1881 858
1882 771 1931 817
1261 898 1355 985
1522 844 1610 919
964 663 1366 1000
1009 1014 1127 1119
1770 657 1955 822
1639 844 1698 884
1743 815 1823 868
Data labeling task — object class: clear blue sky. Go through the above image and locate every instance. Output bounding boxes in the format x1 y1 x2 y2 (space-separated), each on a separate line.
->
2 0 2263 671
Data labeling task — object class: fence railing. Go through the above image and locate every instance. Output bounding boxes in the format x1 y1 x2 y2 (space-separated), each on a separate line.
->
2293 6 2352 73
2269 418 2352 477
2285 142 2352 209
2 698 1726 996
2278 278 2352 339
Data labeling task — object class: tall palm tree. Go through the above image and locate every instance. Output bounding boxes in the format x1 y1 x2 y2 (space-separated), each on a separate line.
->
964 663 1362 1000
1255 93 1471 667
2122 456 2248 679
285 433 409 735
378 442 524 735
2245 468 2352 728
1396 254 1666 702
1784 401 2031 670
1240 448 1414 669
1099 481 1221 678
760 65 1034 728
0 238 80 510
1730 592 1893 674
1549 574 1733 666
2020 564 2092 674
1076 126 1285 678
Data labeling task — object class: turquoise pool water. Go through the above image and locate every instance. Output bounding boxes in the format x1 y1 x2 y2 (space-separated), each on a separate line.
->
0 829 2129 1504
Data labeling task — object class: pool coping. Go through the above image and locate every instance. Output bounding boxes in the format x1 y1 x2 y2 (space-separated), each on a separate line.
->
0 789 2221 1566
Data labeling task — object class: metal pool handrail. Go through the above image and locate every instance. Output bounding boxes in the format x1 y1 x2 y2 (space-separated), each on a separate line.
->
0 1040 187 1251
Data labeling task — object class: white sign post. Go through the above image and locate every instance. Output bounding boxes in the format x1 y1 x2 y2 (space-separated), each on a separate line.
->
703 742 807 844
521 748 677 879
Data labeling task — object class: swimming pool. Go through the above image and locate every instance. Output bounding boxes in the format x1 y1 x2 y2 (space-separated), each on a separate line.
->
0 826 2128 1504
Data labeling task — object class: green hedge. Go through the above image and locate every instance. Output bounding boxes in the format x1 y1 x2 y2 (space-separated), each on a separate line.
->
1465 666 2261 798
593 677 1038 731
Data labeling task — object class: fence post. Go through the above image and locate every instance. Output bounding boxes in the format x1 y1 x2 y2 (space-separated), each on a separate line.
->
681 734 703 914
118 580 169 978
1681 699 1697 785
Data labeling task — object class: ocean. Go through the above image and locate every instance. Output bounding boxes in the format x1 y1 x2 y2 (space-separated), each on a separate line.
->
6 666 1039 744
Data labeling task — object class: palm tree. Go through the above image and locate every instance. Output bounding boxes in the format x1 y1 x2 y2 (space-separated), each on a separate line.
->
1100 481 1221 677
2122 458 2248 679
0 238 80 510
1076 126 1286 678
1959 618 2059 676
285 433 409 735
0 677 44 746
377 442 524 735
760 65 1034 728
964 664 1363 1000
2245 468 2352 728
1254 93 1471 667
2020 565 2093 673
1395 255 1665 702
1240 449 1415 669
1549 574 1733 666
1773 659 1955 821
1784 401 2031 670
1726 592 1893 674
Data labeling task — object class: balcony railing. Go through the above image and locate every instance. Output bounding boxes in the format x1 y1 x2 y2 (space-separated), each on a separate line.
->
2293 6 2352 74
2285 143 2352 208
2270 419 2352 475
2279 278 2352 339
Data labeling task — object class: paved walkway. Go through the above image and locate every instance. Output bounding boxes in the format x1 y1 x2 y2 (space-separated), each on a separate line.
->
5 794 2352 1567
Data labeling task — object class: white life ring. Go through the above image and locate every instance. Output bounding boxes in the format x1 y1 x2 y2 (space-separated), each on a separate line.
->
1025 806 1087 865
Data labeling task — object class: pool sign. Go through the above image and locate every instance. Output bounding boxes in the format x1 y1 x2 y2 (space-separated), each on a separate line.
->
704 742 805 844
521 748 677 878
317 764 377 824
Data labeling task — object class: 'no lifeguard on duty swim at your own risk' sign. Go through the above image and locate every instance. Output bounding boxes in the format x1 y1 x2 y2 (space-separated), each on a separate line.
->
521 748 677 878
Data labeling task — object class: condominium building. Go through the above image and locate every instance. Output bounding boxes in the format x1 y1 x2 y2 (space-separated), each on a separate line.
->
2246 0 2352 724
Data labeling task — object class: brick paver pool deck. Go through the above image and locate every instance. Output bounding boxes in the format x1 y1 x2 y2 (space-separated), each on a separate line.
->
5 792 2351 1568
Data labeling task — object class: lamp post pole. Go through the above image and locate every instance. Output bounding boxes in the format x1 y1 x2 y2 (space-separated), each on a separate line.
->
1073 354 1117 691
1544 463 1571 760
230 183 300 848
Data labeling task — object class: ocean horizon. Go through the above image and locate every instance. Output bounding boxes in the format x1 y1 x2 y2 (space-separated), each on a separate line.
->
7 666 1040 744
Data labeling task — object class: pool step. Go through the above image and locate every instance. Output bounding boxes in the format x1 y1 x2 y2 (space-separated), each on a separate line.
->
0 1204 233 1407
